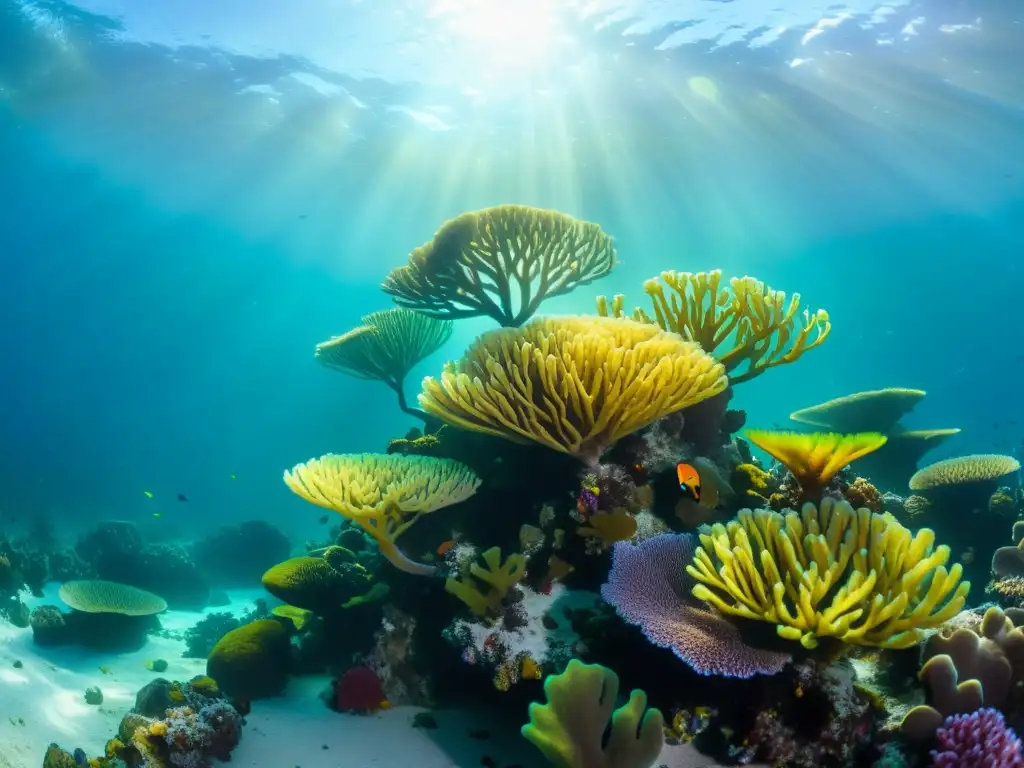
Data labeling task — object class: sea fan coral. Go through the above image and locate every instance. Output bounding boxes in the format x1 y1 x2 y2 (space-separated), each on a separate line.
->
686 498 969 649
932 708 1023 767
419 315 728 463
382 205 616 327
601 534 790 677
315 308 452 420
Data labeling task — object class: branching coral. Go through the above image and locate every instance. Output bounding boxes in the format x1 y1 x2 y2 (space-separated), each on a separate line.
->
521 659 665 768
745 430 887 499
383 205 616 327
284 453 481 576
596 269 830 384
686 498 969 649
315 308 452 421
419 315 728 463
445 547 526 618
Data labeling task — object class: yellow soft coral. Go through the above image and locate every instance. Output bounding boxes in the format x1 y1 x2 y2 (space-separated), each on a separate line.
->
597 270 830 384
284 453 481 576
383 205 617 327
745 430 887 497
686 498 969 649
420 315 728 463
445 546 526 617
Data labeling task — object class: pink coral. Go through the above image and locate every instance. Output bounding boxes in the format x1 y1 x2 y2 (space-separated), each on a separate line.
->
933 709 1023 767
600 534 789 677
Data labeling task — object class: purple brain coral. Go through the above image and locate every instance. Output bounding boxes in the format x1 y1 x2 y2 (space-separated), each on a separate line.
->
600 533 789 678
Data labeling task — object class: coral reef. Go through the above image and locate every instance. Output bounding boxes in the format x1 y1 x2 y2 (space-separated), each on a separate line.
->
193 520 290 587
932 708 1023 767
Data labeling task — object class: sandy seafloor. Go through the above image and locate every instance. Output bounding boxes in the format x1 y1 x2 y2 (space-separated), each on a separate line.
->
0 586 743 768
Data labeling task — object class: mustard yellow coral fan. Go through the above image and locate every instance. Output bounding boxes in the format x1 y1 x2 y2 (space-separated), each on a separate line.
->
419 315 728 463
596 269 830 384
284 453 481 576
686 498 969 649
746 430 887 497
382 205 616 327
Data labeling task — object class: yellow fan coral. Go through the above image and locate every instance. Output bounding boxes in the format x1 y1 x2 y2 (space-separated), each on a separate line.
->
382 205 616 327
315 308 452 421
909 454 1021 492
419 315 728 463
746 430 887 497
283 453 481 576
596 269 830 384
686 498 969 649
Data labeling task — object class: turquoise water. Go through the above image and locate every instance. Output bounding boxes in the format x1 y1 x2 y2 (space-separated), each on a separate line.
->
0 2 1023 766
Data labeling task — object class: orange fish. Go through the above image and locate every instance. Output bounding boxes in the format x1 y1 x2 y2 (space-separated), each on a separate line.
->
677 463 702 502
436 539 457 556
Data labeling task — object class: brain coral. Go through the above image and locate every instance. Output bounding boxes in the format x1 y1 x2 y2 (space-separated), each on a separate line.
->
58 580 167 616
600 533 790 677
206 619 291 699
910 455 1021 492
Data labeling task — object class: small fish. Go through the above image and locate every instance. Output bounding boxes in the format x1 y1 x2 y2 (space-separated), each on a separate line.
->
152 513 163 519
229 473 236 480
318 515 330 525
677 463 702 502
97 665 113 675
143 491 153 498
176 493 188 502
436 539 457 556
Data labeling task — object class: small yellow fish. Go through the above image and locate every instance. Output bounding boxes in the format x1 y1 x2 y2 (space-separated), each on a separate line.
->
143 491 153 498
152 513 163 519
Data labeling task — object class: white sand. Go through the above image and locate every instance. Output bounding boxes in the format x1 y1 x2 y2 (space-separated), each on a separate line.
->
0 587 739 768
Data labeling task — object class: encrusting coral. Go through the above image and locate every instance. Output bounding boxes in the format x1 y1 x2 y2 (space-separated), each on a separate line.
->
521 659 665 768
382 205 617 327
283 453 481 576
596 269 830 384
744 430 888 499
445 546 526 618
261 547 386 614
419 315 728 464
315 308 452 421
686 498 969 649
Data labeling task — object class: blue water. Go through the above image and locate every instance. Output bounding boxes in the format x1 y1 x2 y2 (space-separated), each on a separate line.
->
0 1 1022 558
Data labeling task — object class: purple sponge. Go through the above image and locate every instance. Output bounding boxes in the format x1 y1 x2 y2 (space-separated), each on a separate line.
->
933 708 1023 767
600 533 789 678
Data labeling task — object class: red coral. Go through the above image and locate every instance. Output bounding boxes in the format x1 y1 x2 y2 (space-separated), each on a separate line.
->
335 666 386 713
